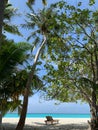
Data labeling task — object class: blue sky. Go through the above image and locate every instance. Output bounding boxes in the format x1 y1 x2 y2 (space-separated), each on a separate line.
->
8 0 94 114
27 94 90 114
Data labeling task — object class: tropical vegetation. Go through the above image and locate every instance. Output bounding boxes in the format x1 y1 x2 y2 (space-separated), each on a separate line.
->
0 0 98 130
42 1 98 130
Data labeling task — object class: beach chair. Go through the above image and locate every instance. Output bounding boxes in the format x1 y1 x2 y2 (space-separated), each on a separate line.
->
45 116 59 125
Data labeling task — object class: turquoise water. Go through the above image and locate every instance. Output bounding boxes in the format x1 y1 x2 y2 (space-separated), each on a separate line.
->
4 113 90 118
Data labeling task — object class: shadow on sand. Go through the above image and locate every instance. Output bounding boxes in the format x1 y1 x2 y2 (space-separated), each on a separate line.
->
2 122 89 130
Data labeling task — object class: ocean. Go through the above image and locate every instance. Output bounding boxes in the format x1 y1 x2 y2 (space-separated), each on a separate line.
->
4 113 90 118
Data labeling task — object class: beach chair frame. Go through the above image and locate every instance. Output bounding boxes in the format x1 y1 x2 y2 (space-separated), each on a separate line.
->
45 116 59 125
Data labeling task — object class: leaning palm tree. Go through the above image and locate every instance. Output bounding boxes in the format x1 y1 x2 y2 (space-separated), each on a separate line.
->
15 5 53 130
16 3 59 130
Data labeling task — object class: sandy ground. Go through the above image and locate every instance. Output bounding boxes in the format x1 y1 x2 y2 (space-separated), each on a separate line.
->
2 117 90 130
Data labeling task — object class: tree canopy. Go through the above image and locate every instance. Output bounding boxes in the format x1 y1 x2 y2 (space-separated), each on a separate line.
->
1 0 98 130
40 1 98 105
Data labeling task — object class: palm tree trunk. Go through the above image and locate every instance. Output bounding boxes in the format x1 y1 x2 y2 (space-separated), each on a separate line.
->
0 0 5 47
15 35 46 130
15 88 28 130
0 0 5 128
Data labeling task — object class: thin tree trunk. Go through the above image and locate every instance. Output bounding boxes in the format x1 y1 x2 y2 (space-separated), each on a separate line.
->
15 35 46 130
88 89 98 130
0 0 5 47
0 111 3 130
0 1 5 129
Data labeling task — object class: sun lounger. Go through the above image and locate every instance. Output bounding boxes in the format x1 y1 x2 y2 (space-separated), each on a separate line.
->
45 116 59 125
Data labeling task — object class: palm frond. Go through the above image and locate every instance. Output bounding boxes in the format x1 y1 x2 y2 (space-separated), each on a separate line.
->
32 37 40 47
4 23 22 36
31 74 43 90
3 2 21 37
0 40 31 81
22 21 36 30
27 0 47 5
42 0 47 5
27 0 35 5
27 31 38 41
4 3 17 21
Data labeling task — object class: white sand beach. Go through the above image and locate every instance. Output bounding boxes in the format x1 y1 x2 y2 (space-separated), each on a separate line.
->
2 118 90 130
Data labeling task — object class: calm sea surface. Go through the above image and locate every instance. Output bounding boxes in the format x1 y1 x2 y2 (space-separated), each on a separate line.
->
4 113 90 118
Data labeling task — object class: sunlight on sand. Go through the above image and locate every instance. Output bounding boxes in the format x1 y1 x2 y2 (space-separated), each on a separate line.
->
2 118 90 130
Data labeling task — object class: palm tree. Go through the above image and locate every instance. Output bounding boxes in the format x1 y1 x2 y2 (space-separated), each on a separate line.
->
1 68 43 116
16 3 58 130
15 5 51 130
0 39 31 129
0 1 21 129
0 1 47 129
0 0 47 43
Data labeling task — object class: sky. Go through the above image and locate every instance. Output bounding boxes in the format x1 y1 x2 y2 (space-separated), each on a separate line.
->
7 0 97 114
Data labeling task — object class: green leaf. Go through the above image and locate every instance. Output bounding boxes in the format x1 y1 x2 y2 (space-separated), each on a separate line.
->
42 0 47 5
89 0 95 5
78 2 82 6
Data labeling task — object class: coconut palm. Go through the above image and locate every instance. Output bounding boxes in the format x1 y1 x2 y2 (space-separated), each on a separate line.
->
0 1 47 129
0 39 31 129
1 68 44 115
0 38 44 130
16 3 58 129
0 1 21 129
15 5 53 130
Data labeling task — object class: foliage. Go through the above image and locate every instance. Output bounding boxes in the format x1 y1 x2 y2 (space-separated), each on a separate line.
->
15 4 48 129
89 0 95 5
41 1 98 105
39 2 98 128
27 0 47 5
23 3 64 60
0 40 30 82
0 39 31 114
3 2 21 36
0 0 46 129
